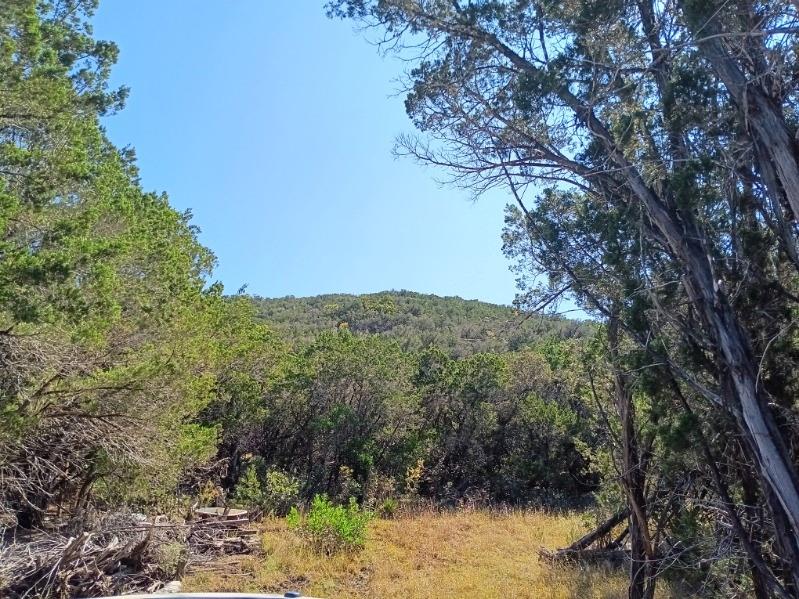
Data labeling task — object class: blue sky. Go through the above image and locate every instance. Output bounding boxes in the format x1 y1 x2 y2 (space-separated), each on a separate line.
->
93 2 520 305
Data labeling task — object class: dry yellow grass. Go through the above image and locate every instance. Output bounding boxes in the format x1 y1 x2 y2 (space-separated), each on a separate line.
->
184 509 643 598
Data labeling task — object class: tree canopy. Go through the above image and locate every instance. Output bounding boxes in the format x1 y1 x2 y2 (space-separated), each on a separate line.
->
253 290 591 356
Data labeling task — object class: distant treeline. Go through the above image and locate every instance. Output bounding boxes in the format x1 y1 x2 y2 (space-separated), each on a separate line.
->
212 293 599 508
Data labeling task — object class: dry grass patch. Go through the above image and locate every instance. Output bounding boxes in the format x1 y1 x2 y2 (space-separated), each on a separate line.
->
184 509 645 598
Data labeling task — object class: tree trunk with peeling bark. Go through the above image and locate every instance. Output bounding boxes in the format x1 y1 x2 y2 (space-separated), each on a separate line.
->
680 0 799 229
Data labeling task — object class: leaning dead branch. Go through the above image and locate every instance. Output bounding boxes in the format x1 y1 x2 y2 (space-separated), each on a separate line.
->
539 507 630 565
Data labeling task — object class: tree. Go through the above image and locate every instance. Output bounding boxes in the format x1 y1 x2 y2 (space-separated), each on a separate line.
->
0 0 229 526
330 1 799 595
211 329 420 501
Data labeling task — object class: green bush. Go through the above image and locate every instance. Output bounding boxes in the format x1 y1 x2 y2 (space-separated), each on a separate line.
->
287 495 372 554
233 462 300 516
264 468 301 515
378 497 399 518
233 464 264 509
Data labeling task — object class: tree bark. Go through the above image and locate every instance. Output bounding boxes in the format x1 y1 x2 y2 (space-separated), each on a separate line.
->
680 0 799 226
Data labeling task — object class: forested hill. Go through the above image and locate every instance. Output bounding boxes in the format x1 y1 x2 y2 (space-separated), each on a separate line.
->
251 291 590 356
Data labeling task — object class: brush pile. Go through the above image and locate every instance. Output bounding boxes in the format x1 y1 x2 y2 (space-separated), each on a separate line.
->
0 510 259 598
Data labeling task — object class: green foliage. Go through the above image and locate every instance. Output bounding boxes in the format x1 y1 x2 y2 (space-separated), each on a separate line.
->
253 291 592 357
263 468 302 516
233 464 265 511
233 461 300 516
287 495 372 554
377 497 399 518
207 317 599 509
361 294 397 315
0 0 285 523
220 328 422 501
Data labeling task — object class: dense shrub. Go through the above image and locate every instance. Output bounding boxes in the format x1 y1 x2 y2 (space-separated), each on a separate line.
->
287 495 372 554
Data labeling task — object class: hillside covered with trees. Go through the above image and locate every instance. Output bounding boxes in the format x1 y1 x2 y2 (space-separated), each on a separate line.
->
253 291 591 355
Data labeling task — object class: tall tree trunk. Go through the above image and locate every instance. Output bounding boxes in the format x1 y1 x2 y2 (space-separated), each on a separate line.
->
741 460 779 599
609 316 656 599
670 375 791 598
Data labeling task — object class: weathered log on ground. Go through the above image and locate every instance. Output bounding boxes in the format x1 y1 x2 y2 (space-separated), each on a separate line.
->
556 507 629 553
539 546 629 567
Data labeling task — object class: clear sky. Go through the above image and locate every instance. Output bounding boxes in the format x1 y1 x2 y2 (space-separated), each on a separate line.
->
92 2 520 305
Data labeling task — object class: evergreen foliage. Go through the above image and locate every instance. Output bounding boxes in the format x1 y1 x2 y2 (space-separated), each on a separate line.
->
253 290 591 356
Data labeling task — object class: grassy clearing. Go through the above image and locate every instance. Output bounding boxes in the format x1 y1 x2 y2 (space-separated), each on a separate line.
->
184 509 646 598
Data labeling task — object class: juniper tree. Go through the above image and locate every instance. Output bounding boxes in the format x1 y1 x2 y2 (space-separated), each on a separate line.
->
330 1 799 596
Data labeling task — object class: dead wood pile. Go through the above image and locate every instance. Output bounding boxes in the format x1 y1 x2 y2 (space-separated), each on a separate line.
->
0 510 259 598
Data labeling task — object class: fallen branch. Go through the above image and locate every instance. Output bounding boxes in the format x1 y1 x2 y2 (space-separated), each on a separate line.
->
539 507 630 565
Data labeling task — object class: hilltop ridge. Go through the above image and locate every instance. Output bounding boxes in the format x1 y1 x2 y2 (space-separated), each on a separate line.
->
251 290 590 356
